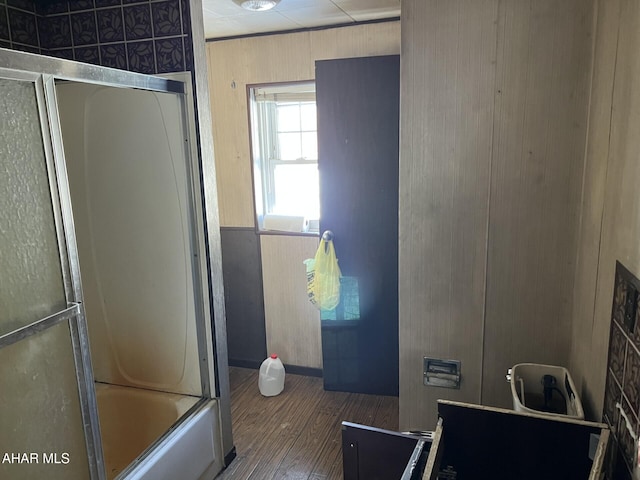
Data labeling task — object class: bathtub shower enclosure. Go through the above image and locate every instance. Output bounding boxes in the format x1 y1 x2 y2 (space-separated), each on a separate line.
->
0 49 229 480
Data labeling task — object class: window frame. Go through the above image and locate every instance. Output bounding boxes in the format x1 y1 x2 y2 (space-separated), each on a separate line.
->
248 81 319 236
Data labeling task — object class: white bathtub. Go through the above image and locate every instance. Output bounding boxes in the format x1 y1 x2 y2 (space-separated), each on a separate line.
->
95 384 222 480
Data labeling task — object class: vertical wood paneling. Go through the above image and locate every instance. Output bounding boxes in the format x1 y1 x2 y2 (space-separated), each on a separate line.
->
309 23 401 62
588 0 640 418
482 0 594 408
571 0 640 419
260 235 322 368
569 0 620 418
399 0 498 429
207 39 261 229
400 0 595 429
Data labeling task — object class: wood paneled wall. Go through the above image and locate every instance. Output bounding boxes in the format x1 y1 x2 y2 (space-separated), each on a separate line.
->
482 0 593 408
399 0 498 429
260 235 322 369
206 22 400 369
570 0 640 419
400 0 594 429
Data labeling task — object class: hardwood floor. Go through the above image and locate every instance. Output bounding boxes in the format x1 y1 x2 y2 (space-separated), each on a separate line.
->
216 367 399 480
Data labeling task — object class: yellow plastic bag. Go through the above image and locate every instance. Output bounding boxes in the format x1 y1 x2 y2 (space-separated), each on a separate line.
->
304 238 342 310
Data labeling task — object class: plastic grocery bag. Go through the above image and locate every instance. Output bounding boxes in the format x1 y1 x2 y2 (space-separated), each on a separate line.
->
304 238 342 310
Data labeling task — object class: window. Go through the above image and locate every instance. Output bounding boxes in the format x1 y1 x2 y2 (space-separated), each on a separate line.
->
249 82 319 233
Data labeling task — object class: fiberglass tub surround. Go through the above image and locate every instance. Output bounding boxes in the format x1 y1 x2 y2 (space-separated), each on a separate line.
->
55 81 211 479
57 82 202 395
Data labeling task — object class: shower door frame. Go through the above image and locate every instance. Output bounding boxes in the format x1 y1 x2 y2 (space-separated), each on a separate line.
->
0 48 221 479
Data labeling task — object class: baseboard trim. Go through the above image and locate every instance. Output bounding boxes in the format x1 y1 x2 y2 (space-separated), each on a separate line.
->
228 358 263 369
284 364 323 378
229 359 323 378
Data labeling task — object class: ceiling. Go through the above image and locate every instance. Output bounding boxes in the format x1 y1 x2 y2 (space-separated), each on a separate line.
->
202 0 400 40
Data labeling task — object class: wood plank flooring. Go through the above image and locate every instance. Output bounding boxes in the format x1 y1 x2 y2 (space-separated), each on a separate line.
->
216 367 399 480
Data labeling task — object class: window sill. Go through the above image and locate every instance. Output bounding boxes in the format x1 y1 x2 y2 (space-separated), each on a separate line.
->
256 229 319 238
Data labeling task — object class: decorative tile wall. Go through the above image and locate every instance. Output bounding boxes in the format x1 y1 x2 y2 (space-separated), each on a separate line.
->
0 0 193 74
0 0 43 53
603 261 640 479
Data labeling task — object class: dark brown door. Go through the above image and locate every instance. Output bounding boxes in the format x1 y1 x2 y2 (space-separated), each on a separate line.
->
316 55 400 396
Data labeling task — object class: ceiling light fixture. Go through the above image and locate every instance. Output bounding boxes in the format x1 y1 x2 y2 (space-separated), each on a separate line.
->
233 0 280 11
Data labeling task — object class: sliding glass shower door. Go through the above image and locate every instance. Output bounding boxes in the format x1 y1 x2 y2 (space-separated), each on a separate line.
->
0 75 102 479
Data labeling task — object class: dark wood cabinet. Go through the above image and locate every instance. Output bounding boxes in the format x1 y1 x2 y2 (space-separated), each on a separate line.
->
343 401 609 480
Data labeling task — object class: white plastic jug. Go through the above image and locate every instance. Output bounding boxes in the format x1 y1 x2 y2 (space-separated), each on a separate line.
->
259 354 285 397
